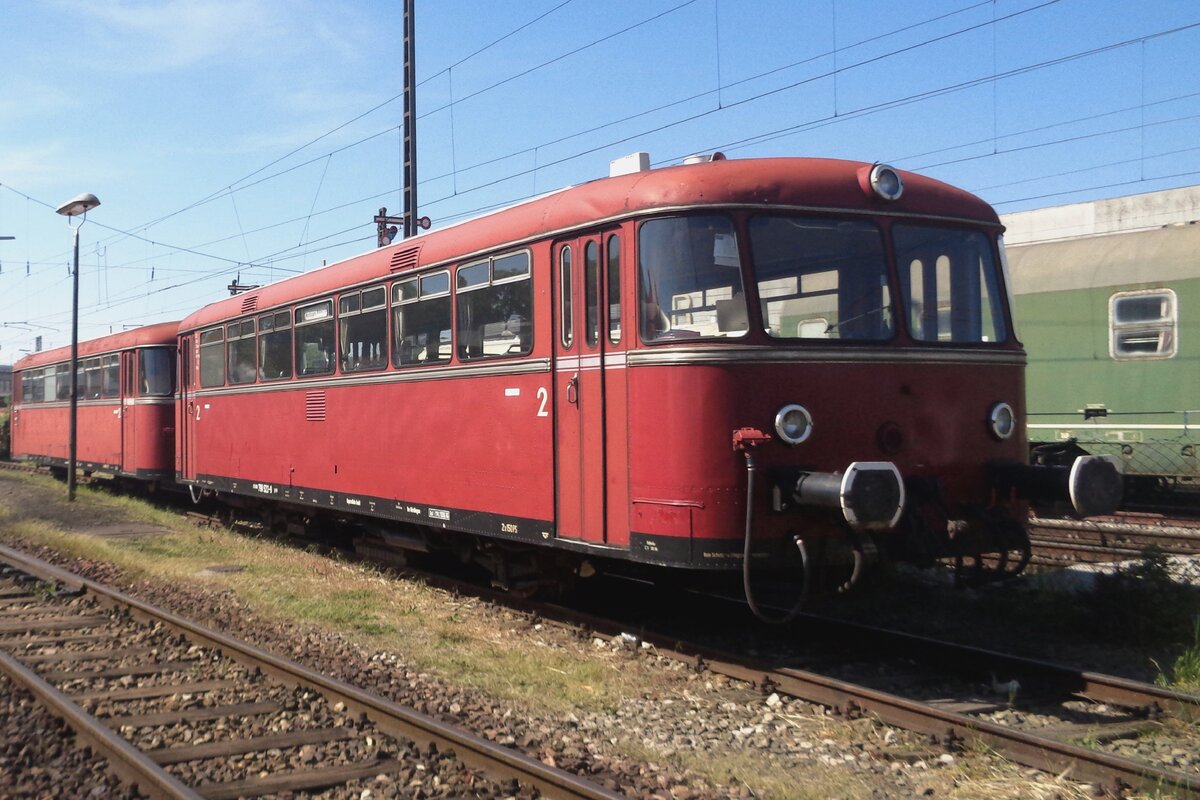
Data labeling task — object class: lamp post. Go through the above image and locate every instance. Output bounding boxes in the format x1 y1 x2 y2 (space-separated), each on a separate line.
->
55 192 101 501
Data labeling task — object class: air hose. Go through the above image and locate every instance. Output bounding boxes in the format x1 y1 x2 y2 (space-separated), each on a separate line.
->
741 449 811 624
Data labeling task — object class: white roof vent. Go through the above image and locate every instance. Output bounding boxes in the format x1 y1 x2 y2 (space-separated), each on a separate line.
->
610 151 650 177
682 152 726 165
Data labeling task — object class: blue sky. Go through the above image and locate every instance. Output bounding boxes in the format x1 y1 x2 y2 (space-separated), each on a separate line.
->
1 0 1197 357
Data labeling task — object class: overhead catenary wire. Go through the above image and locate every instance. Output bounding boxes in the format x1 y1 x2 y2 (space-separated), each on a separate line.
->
1 3 1197 345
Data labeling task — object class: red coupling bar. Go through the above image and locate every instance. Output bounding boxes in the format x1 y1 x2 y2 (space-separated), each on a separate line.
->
732 427 772 452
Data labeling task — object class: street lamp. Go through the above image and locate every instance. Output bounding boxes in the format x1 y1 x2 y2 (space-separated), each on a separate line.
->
55 192 101 501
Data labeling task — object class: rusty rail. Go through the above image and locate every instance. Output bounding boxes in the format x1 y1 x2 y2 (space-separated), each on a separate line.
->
0 543 622 800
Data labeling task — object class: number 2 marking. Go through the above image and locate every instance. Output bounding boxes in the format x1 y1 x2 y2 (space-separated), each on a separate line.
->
536 386 549 417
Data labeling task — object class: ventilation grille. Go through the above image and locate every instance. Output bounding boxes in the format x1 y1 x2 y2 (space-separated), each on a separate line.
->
389 244 422 273
240 294 259 313
305 391 327 422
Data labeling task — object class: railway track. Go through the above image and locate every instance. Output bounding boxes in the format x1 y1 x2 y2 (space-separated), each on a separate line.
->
1029 512 1200 568
0 543 622 800
514 589 1200 798
8 464 1200 796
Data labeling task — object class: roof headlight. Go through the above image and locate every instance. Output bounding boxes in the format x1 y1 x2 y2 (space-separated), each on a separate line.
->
988 401 1015 441
869 163 904 201
775 404 813 445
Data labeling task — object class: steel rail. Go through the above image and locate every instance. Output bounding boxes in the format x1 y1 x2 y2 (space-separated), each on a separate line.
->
792 614 1200 720
0 544 623 800
0 647 203 800
504 586 1200 797
619 627 1200 797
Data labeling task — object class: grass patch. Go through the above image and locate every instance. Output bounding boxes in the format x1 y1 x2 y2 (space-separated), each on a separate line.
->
617 737 874 800
1158 618 1200 693
0 470 639 716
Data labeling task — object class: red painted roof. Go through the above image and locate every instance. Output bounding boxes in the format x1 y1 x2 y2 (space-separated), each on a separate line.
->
14 321 180 372
180 156 999 331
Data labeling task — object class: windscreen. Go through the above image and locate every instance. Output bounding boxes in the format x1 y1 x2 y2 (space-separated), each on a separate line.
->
637 215 748 341
894 224 1008 344
749 216 893 340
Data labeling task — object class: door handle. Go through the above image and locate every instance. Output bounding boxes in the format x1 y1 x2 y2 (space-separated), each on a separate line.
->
566 373 579 405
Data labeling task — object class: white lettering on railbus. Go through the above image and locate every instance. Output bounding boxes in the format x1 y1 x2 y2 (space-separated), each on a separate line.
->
346 498 362 507
429 508 450 521
251 483 278 495
500 522 518 534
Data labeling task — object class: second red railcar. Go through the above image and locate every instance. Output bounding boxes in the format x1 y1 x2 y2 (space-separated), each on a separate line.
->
12 322 179 482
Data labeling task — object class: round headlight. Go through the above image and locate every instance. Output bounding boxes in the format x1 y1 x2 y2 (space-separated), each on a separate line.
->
869 163 904 201
775 404 813 445
988 401 1015 440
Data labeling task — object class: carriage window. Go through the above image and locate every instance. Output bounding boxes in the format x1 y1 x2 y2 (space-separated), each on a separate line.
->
29 369 45 403
258 311 293 381
139 348 175 396
101 354 121 398
608 234 622 344
560 247 573 348
339 286 387 372
42 367 57 404
199 327 226 387
20 372 32 403
295 300 335 377
83 358 102 399
226 320 256 385
638 215 747 341
456 251 532 360
750 216 892 340
55 364 70 401
1110 289 1177 359
394 271 452 366
895 224 1007 344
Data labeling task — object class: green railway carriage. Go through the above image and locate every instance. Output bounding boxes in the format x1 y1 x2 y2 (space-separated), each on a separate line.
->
1007 216 1200 494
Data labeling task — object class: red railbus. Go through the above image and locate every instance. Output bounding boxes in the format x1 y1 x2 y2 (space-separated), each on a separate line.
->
174 155 1116 611
12 322 178 483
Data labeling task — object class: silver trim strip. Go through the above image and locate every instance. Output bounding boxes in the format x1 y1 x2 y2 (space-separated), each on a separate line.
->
626 346 1026 367
193 358 553 398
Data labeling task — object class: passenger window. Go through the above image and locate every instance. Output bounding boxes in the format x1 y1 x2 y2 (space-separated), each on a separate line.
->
55 364 70 401
393 271 451 366
101 354 120 398
258 311 293 381
226 319 256 385
43 367 57 404
339 287 387 372
456 251 532 360
607 235 622 344
1110 289 1177 359
199 327 226 387
30 369 45 403
84 358 102 399
295 300 335 377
